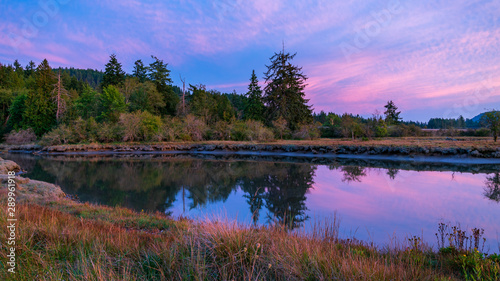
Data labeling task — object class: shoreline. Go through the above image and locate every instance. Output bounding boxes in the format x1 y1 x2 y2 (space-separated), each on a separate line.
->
2 139 500 164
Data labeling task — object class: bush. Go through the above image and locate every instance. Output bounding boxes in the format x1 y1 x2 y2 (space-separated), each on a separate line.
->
375 121 388 138
272 117 290 139
475 128 490 137
183 114 207 141
230 121 251 141
97 122 122 143
4 128 37 144
246 120 274 141
39 125 74 146
388 124 422 137
211 121 231 140
292 122 321 140
70 117 99 143
139 111 162 141
119 112 142 142
159 117 183 141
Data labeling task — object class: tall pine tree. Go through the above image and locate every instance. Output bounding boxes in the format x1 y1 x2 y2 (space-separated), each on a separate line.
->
102 54 125 89
24 59 57 136
148 56 178 116
132 59 148 83
244 70 265 121
263 50 312 130
25 60 36 77
384 100 401 125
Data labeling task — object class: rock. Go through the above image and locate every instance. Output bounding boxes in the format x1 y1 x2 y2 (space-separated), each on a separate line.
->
204 145 216 151
398 147 410 155
470 150 481 157
0 158 21 174
141 146 154 151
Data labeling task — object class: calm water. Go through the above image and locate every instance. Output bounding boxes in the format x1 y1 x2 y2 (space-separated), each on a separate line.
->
4 152 500 252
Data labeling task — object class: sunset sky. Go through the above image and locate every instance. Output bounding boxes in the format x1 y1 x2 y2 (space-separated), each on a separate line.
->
1 0 499 121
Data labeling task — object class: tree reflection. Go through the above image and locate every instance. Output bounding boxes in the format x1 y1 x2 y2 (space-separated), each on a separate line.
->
241 184 265 226
387 168 399 180
264 164 316 230
341 166 367 183
484 172 500 203
19 156 316 230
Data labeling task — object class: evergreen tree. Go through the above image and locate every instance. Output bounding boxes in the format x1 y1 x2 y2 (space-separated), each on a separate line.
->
6 92 27 130
74 85 100 120
148 55 172 93
263 50 312 130
384 100 402 125
148 56 178 115
132 59 148 83
244 70 265 121
24 59 57 136
13 59 23 74
102 54 125 88
24 60 36 77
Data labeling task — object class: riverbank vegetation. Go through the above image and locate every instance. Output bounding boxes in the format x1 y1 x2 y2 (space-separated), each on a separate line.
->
1 53 499 146
1 173 499 280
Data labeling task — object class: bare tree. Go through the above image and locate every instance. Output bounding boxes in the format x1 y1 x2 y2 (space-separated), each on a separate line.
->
52 70 69 122
179 75 186 115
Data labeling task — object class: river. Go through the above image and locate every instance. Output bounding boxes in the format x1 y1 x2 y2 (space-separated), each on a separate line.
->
4 152 499 253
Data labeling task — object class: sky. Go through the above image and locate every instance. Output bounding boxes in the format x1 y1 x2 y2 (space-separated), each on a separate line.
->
0 0 499 121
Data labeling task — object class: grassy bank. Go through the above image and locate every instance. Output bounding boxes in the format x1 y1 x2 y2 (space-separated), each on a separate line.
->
0 177 498 279
1 197 500 280
2 137 500 159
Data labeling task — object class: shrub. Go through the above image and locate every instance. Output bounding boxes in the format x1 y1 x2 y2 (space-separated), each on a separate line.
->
4 128 37 144
388 124 422 137
246 120 274 141
119 112 142 142
86 117 99 142
139 111 162 141
159 117 183 141
211 120 231 140
183 114 207 141
230 121 251 141
71 117 100 143
39 125 74 146
292 122 321 140
475 128 490 137
375 121 388 138
97 122 121 143
272 117 289 139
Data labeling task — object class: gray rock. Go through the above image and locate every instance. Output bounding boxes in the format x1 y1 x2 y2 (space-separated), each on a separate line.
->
470 150 481 157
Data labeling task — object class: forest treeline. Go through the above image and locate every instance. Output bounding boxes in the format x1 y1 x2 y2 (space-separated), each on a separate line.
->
0 52 499 145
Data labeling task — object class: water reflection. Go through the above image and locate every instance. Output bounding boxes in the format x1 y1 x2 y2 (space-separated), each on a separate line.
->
339 166 367 183
484 173 500 203
10 154 317 229
3 153 500 236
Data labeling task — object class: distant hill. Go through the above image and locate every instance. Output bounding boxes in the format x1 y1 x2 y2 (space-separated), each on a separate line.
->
54 67 104 89
471 111 499 123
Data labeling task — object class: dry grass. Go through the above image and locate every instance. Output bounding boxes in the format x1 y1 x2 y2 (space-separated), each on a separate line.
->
1 191 498 280
36 136 499 152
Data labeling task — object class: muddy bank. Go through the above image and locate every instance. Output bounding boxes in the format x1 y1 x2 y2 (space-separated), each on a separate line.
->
2 142 500 160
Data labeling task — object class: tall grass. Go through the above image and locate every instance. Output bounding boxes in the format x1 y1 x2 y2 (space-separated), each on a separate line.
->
0 198 498 280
